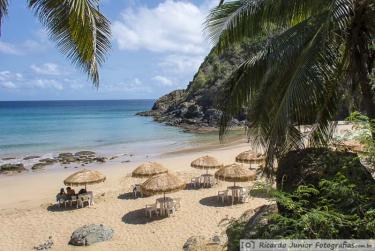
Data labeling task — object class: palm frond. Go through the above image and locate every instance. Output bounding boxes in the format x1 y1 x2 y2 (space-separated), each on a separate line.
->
218 6 349 176
205 0 340 51
0 0 8 34
29 0 111 87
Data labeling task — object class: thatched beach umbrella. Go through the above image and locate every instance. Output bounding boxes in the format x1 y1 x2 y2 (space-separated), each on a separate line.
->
141 173 185 200
235 151 265 169
191 155 223 173
64 169 106 189
215 163 256 186
132 162 168 178
335 140 364 153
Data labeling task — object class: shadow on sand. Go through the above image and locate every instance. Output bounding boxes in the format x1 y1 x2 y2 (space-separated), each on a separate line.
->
46 204 83 212
199 196 228 208
122 208 165 225
117 192 138 200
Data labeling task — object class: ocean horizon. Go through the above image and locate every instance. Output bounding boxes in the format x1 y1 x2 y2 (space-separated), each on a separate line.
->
0 100 217 159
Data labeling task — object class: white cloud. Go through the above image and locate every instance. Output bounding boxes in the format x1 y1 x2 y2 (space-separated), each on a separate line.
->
0 71 23 81
31 63 61 75
112 0 211 54
160 54 204 74
152 75 174 86
0 29 52 56
104 78 151 93
0 81 17 89
32 79 63 90
0 42 21 55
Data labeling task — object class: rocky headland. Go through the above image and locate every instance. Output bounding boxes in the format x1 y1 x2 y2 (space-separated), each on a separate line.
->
137 41 258 131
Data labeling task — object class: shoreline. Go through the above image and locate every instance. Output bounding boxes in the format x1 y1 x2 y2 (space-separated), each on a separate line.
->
0 136 251 210
0 139 265 251
0 122 360 250
0 129 248 176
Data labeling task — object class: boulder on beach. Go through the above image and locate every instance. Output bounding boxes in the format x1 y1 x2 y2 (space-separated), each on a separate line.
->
58 153 74 159
276 148 375 194
1 157 16 161
69 224 114 246
93 157 106 163
31 163 49 170
183 235 226 251
23 155 40 160
39 158 57 164
0 163 27 173
74 151 95 157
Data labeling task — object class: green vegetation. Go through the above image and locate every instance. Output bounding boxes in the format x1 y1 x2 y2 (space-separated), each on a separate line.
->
263 175 375 239
227 175 375 250
226 148 375 250
204 1 375 247
205 0 375 175
0 0 111 86
344 112 375 167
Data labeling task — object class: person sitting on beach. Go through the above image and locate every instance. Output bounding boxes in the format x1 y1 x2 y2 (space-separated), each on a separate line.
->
78 188 87 195
66 187 76 199
56 188 66 201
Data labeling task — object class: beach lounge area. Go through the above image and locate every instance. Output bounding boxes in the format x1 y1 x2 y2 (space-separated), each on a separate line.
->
0 142 269 251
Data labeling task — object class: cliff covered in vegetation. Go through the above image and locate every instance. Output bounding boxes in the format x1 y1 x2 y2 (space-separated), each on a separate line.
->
137 41 258 131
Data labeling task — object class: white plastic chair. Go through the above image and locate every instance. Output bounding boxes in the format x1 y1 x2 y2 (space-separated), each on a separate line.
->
190 177 201 188
208 176 216 187
58 198 67 208
217 190 229 204
165 202 176 217
145 203 159 218
239 188 249 203
173 198 181 210
70 195 78 207
77 195 91 208
133 184 143 198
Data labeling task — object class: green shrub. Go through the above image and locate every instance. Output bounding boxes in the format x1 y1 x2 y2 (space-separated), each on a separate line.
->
227 174 375 250
256 174 374 239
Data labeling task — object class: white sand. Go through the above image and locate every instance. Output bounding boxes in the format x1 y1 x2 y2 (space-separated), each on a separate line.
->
0 141 269 251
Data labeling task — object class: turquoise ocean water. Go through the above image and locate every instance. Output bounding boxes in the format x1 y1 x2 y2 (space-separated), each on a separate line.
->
0 100 216 158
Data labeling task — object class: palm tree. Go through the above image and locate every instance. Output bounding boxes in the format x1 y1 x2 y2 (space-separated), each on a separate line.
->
205 0 375 175
0 0 111 87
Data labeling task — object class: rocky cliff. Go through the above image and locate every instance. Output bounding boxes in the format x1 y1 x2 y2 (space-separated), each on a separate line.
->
137 41 257 131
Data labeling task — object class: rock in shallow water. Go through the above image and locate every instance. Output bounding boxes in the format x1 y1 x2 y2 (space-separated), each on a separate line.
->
69 224 114 246
74 151 95 157
23 155 40 160
0 163 26 173
31 163 49 170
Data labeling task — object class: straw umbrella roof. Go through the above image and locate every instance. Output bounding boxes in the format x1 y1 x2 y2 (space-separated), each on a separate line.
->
335 140 364 153
235 151 265 164
141 173 185 196
215 163 256 182
132 162 168 178
64 169 106 186
191 155 223 170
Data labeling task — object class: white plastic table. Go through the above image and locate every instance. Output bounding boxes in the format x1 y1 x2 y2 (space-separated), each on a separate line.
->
201 174 214 187
156 197 173 216
227 186 243 205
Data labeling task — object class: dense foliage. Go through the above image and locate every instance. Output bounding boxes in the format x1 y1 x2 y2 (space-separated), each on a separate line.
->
261 174 375 239
227 175 375 250
344 111 375 167
206 0 375 176
226 148 375 250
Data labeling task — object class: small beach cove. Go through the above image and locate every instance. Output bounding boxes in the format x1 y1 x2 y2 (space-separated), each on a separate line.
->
0 139 269 251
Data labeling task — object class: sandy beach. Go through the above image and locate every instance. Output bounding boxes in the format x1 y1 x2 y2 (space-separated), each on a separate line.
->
0 140 269 251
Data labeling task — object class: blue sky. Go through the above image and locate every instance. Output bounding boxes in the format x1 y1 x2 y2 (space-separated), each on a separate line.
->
0 0 216 101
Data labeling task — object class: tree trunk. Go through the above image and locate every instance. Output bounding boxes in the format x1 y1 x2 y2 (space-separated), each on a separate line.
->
353 0 375 139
